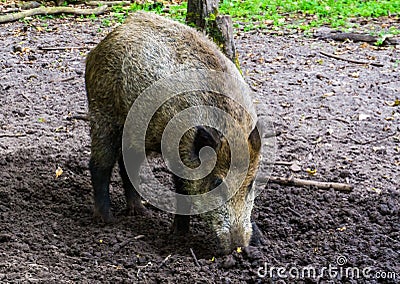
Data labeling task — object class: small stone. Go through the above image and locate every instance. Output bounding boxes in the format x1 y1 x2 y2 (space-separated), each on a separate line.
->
222 255 236 269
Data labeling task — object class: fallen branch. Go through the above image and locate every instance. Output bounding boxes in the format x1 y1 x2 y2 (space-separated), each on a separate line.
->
0 5 108 24
259 176 353 191
315 32 398 46
0 131 37 138
348 132 395 145
39 46 92 51
319 51 384 67
0 133 27 138
85 0 130 6
1 8 21 13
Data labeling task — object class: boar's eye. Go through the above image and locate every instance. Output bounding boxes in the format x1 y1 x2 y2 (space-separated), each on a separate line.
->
213 178 223 188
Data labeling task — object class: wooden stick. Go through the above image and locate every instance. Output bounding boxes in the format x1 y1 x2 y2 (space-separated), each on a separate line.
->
259 175 353 191
39 46 92 51
85 0 130 6
159 254 172 268
319 51 384 67
0 5 108 24
189 248 200 267
0 133 27 138
265 161 293 166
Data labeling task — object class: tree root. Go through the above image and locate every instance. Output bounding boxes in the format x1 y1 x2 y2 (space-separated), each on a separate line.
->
0 5 108 24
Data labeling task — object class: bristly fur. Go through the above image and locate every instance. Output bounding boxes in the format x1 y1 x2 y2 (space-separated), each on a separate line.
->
85 11 262 254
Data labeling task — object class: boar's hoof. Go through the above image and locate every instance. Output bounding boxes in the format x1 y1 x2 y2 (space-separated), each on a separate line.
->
126 201 148 216
250 222 265 246
172 215 190 235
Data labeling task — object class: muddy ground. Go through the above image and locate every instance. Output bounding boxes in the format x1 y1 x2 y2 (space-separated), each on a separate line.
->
0 13 399 284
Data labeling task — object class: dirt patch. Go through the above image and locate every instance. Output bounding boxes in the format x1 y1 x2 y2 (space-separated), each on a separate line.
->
0 16 399 283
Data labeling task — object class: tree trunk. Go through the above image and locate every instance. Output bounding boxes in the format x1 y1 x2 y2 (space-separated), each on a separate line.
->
186 0 240 70
186 0 219 30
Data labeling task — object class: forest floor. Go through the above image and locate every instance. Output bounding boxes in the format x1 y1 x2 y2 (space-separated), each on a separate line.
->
0 12 399 284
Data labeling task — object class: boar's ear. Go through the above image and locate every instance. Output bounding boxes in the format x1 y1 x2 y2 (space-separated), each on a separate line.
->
248 124 261 153
193 126 221 156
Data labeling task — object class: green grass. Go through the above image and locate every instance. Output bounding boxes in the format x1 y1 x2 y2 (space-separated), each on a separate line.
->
219 0 400 30
26 0 399 34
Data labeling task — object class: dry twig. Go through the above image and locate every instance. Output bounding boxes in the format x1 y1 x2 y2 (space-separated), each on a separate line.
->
39 46 93 51
320 51 384 67
159 254 172 268
0 133 27 138
259 175 353 191
315 32 398 46
189 248 200 267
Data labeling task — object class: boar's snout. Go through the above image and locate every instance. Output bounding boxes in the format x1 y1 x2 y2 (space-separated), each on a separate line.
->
216 219 253 254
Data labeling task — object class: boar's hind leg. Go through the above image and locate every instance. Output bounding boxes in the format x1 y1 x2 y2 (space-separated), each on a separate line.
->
172 176 191 235
89 126 122 223
118 154 147 216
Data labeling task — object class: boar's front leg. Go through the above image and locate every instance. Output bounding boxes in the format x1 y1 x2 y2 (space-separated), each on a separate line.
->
118 152 147 216
172 176 191 235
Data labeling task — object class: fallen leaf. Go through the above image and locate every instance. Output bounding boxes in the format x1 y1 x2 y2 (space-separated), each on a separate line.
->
313 137 323 144
306 168 317 175
358 113 370 121
55 167 63 178
350 72 359 78
321 92 334 98
372 146 385 153
210 256 215 262
385 98 400 107
290 161 301 172
264 19 274 25
337 226 346 232
236 247 242 253
371 188 382 194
